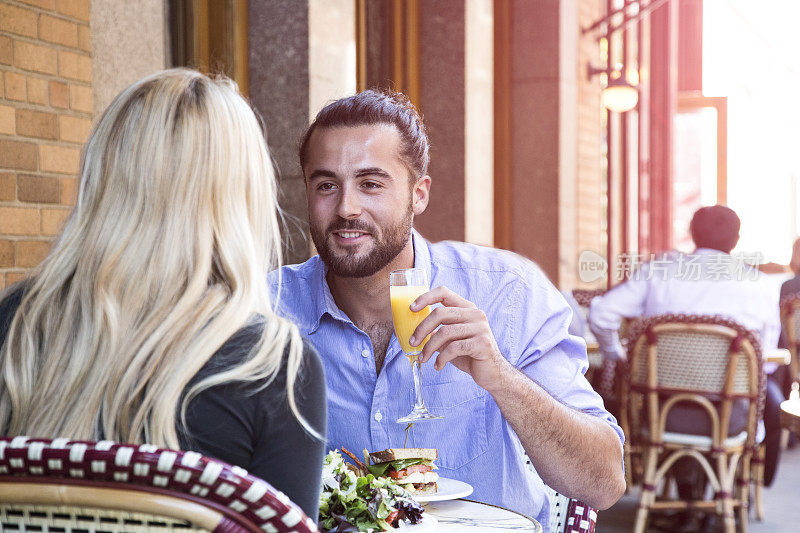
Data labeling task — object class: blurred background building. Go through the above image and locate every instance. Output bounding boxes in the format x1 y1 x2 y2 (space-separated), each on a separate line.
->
2 0 796 293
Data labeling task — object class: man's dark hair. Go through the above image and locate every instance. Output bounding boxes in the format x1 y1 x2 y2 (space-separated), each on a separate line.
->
299 89 429 181
689 205 741 253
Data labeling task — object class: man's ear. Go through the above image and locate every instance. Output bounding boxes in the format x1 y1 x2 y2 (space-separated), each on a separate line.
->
412 175 431 215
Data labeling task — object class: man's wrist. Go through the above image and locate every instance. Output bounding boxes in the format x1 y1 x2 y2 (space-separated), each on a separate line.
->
480 354 515 395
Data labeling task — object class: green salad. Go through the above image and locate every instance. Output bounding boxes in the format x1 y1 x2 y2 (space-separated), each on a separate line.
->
319 451 425 532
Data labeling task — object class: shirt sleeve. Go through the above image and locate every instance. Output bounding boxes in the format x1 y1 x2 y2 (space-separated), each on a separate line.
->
588 273 649 360
761 281 781 351
510 270 624 446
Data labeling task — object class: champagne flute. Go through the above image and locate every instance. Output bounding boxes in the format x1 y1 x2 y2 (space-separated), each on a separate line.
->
390 268 444 423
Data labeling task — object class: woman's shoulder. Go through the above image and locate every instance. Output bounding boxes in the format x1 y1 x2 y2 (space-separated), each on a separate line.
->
197 320 323 389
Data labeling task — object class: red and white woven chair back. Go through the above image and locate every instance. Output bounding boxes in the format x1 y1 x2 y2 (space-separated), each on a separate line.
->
0 436 319 533
539 465 597 533
565 499 597 533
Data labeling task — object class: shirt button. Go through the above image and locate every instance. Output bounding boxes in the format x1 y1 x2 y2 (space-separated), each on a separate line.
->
361 349 370 358
374 411 383 421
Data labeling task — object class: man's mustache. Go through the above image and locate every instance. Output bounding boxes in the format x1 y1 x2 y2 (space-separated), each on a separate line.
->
326 220 375 234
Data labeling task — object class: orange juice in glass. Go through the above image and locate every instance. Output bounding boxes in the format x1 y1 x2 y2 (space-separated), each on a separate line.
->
390 284 430 362
390 268 443 423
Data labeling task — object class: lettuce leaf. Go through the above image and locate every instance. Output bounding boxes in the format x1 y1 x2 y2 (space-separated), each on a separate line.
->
366 458 428 477
319 451 425 532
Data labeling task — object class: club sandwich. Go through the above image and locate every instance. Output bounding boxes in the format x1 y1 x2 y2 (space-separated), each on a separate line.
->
367 448 439 495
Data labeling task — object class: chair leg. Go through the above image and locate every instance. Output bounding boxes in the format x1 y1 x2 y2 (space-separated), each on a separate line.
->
753 447 765 521
633 501 651 533
715 453 737 533
634 447 659 533
739 506 748 533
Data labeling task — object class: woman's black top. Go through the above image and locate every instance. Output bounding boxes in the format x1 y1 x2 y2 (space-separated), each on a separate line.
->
0 285 327 519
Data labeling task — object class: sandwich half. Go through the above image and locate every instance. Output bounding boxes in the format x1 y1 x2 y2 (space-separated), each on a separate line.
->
367 448 439 495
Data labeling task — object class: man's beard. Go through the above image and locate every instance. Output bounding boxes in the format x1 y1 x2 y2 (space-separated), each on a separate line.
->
312 205 413 278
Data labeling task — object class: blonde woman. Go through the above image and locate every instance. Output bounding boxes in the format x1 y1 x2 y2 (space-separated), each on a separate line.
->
0 69 326 517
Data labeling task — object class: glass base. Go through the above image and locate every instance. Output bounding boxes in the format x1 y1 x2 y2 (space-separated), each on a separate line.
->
397 407 444 423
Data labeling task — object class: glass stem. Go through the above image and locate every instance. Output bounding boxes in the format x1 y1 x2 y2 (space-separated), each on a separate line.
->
412 357 426 411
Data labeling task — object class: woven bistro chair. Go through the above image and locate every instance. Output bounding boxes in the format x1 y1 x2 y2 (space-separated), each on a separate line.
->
572 288 635 397
0 436 319 533
779 292 800 384
523 456 598 533
546 488 597 533
622 315 765 533
570 289 606 381
571 289 607 309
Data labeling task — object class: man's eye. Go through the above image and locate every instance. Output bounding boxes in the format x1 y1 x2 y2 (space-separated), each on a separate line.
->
317 182 337 191
362 181 381 189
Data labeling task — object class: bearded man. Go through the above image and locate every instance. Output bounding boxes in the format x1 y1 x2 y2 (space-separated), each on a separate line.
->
268 90 625 524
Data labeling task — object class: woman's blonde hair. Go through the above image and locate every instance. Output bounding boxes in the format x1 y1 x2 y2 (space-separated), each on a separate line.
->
0 68 313 447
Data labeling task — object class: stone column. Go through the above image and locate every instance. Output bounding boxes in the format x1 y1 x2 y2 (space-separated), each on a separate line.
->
413 0 466 243
249 0 311 265
250 0 355 264
648 0 678 253
498 0 580 286
91 0 169 117
362 0 470 244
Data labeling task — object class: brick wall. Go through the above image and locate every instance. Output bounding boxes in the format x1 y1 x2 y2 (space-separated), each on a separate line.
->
576 0 606 289
0 0 91 290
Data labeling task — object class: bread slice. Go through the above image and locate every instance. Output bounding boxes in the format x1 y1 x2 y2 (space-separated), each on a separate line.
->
369 448 438 463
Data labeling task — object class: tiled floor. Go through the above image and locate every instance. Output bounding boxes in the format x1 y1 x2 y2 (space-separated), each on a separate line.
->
597 443 800 532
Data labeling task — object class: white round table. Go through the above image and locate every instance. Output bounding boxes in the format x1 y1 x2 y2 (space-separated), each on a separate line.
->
424 499 542 532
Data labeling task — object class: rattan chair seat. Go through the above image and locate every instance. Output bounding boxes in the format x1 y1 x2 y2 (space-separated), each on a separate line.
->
1 503 204 532
641 422 764 450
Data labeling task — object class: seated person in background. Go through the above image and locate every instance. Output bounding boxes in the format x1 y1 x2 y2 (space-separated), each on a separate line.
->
589 205 784 488
780 237 800 303
0 69 326 518
270 89 625 525
778 238 800 386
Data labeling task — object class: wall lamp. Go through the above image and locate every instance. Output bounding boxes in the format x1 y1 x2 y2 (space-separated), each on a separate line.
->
582 0 673 113
588 64 639 113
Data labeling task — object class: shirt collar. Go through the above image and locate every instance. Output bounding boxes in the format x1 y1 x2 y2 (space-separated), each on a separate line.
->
303 256 348 335
411 228 433 279
693 247 730 256
304 229 432 335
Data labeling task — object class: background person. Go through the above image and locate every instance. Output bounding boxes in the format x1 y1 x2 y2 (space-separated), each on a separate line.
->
779 237 800 301
0 69 326 518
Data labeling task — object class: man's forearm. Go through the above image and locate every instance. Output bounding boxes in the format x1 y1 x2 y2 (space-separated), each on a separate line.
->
486 361 625 509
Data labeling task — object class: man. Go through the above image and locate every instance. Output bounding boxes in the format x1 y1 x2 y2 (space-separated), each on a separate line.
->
589 205 779 360
588 205 783 490
269 90 625 524
779 237 800 301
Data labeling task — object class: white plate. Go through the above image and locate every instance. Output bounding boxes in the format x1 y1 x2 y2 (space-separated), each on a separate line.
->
396 514 438 531
412 477 473 502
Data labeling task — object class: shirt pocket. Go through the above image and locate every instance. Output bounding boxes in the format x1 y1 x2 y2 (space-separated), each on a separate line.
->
408 380 489 471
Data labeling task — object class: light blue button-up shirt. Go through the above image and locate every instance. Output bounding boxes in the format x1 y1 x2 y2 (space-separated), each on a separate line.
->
269 230 623 528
